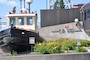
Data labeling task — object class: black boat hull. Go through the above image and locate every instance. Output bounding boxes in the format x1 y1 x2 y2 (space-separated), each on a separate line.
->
0 27 40 53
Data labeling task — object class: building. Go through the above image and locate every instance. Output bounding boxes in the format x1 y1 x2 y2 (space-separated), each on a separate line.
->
39 2 90 40
80 3 90 32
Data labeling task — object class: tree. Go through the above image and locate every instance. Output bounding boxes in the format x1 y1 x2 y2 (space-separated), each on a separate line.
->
54 0 60 9
54 0 65 9
60 0 65 9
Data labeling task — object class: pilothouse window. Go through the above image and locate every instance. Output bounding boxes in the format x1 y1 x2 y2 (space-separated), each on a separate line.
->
18 17 24 25
27 17 33 25
10 18 16 26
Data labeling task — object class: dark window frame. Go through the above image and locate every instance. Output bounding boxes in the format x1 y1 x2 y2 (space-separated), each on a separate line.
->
9 17 16 26
86 9 90 20
27 17 33 25
18 17 24 25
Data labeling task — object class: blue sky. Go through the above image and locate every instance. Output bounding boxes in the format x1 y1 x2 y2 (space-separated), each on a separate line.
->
0 0 90 30
0 0 90 20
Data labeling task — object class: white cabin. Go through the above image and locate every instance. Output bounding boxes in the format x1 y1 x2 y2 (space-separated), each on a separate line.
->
6 12 37 31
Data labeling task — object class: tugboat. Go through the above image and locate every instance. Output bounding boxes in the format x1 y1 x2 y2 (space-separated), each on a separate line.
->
0 0 40 53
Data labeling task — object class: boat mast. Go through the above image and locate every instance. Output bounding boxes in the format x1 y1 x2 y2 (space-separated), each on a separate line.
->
20 0 27 12
20 0 22 10
24 0 25 8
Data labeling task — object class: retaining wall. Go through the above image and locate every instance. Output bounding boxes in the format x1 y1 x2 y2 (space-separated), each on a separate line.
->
0 52 90 60
38 22 90 40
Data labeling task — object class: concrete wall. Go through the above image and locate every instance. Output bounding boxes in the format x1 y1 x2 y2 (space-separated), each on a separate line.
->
41 8 80 27
83 19 90 31
38 22 90 40
0 52 90 60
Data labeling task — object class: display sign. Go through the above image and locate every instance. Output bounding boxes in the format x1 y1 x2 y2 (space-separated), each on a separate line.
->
52 28 82 34
29 37 35 44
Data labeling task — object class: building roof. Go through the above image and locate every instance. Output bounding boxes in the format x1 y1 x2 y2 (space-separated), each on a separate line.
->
80 2 90 11
73 4 84 8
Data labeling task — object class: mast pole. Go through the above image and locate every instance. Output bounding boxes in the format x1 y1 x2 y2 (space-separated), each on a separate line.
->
20 0 22 10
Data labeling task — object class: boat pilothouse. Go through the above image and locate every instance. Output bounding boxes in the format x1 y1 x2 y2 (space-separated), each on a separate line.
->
6 9 37 31
0 0 40 53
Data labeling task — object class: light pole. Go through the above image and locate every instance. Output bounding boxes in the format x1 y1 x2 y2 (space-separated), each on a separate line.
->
26 0 33 13
74 18 81 52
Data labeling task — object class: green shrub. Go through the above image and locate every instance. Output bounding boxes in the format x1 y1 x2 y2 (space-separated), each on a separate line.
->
60 40 77 50
34 42 62 54
80 40 90 47
11 50 17 56
75 47 87 52
34 38 90 54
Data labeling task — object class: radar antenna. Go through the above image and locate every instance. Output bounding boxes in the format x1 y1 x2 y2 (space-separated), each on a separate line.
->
26 0 33 13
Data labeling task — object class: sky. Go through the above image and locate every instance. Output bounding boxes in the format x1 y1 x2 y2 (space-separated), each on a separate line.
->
0 0 90 30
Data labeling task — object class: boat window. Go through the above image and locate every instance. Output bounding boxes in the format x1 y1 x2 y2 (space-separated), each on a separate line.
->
86 10 90 20
18 17 24 25
27 17 33 25
10 18 16 26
